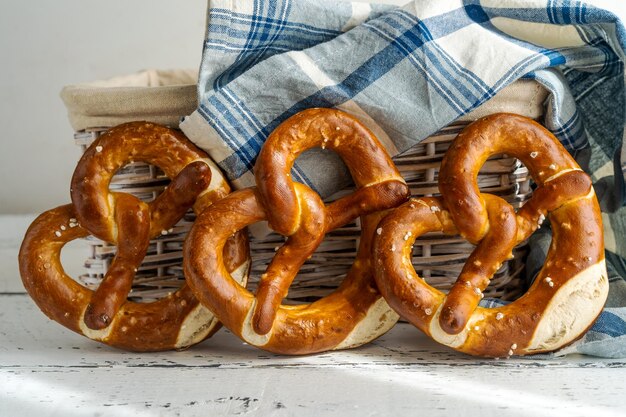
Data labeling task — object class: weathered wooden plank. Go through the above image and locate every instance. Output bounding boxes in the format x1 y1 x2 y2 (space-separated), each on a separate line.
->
3 295 626 369
3 364 626 417
2 295 626 417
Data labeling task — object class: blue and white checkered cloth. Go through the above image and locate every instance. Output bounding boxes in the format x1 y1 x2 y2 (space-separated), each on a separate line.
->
181 0 626 358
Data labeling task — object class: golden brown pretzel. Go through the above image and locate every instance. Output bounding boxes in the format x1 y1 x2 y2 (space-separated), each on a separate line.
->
19 122 249 351
374 113 608 357
184 108 410 354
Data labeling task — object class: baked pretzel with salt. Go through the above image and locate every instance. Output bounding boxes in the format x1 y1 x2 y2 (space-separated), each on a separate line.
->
374 113 608 357
184 108 410 354
19 122 249 351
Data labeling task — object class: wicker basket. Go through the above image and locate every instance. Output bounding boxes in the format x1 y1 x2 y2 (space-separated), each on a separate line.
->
73 121 531 303
62 72 547 305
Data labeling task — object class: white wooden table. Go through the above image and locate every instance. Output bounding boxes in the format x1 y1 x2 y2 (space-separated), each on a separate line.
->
2 215 626 417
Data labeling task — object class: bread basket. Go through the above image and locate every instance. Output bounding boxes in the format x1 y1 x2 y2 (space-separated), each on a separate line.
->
61 71 547 304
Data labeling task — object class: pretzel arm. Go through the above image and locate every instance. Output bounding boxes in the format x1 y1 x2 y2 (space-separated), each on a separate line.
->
149 161 212 236
438 195 517 334
19 205 91 332
516 169 592 242
83 193 150 330
252 184 326 335
326 179 410 231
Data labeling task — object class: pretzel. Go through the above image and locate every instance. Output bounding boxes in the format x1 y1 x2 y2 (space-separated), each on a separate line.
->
19 122 249 351
374 113 608 357
184 108 410 354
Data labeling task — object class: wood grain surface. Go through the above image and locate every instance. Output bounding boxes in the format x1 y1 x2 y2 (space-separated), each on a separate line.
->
2 215 626 417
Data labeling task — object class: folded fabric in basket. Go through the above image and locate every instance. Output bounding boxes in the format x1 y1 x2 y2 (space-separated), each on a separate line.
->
181 0 626 358
61 69 197 131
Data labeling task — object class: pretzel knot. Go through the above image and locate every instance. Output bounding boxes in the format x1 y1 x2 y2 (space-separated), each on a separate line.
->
184 108 410 354
374 113 609 357
19 122 249 351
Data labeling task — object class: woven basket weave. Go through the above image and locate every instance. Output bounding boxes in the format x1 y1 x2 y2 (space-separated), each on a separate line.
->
73 122 531 303
62 71 547 305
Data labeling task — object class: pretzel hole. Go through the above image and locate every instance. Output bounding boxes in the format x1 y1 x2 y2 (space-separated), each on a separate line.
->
292 148 352 197
60 239 91 281
109 162 170 202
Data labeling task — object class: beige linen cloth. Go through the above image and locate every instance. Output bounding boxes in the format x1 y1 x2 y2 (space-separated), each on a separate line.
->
60 69 198 131
60 69 546 133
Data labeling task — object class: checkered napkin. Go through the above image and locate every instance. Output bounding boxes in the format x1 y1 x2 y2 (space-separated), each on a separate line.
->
181 0 626 358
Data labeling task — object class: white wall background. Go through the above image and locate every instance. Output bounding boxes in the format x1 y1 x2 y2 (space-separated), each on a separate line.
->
0 0 207 214
0 0 405 215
